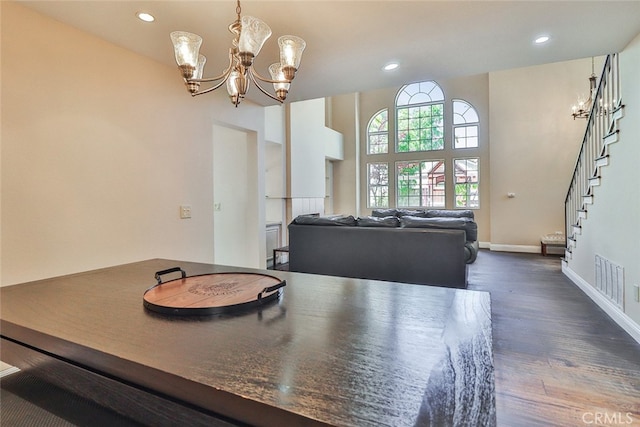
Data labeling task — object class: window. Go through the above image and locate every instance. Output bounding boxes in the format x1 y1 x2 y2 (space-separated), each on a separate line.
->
367 109 388 154
364 81 482 211
454 158 479 208
367 163 389 208
396 81 444 152
396 160 445 208
453 100 479 149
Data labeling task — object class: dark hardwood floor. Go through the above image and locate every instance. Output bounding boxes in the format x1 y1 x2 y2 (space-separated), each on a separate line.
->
467 250 640 426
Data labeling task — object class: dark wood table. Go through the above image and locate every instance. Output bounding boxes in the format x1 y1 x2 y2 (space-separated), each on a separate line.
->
1 259 495 426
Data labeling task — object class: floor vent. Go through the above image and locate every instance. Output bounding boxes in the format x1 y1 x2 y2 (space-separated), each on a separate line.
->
595 254 624 308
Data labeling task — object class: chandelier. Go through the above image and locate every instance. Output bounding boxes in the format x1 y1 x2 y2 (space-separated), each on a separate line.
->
170 0 306 107
571 58 597 120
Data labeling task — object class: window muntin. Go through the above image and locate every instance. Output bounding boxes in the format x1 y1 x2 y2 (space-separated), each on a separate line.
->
453 100 479 149
367 162 389 208
396 160 445 208
454 125 478 149
396 81 445 153
367 109 388 154
396 81 444 106
397 104 444 152
454 158 479 208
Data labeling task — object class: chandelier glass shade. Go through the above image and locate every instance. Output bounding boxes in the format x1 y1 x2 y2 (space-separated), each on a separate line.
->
170 1 306 106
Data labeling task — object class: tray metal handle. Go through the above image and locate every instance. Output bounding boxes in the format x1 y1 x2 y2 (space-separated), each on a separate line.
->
154 267 186 284
257 280 287 300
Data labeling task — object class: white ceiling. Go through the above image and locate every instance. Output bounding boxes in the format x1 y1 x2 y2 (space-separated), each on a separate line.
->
18 0 640 105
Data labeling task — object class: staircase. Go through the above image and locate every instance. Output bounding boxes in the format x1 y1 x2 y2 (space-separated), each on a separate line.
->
564 54 625 265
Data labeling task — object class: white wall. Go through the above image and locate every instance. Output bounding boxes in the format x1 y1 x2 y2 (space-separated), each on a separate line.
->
288 99 328 198
285 98 345 221
1 2 266 284
329 94 359 216
565 36 640 326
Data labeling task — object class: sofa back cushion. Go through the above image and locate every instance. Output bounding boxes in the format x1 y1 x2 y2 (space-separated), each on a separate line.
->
399 216 477 241
357 216 400 227
371 208 428 218
292 215 357 226
424 209 475 219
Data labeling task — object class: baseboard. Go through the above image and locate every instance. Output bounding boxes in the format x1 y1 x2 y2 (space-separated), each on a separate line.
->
563 264 640 345
489 244 539 254
0 365 21 378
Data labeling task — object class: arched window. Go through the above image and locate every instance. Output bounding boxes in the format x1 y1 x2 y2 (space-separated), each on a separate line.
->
364 80 482 211
396 81 444 152
452 99 479 149
367 109 388 154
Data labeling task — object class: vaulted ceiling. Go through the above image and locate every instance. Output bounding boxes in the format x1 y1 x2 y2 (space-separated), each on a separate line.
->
18 1 640 105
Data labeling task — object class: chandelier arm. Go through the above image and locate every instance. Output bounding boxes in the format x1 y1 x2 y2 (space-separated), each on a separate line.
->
250 67 292 85
248 71 284 103
190 49 235 84
190 73 232 97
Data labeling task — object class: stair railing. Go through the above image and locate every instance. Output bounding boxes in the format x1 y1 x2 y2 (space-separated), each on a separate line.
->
565 54 621 248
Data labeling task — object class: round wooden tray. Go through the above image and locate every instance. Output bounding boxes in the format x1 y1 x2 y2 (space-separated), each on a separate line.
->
143 268 286 316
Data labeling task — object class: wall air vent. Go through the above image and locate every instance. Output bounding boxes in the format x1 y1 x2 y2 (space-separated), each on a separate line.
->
595 254 624 308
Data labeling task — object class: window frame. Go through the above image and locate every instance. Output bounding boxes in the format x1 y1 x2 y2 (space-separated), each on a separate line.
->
452 99 479 149
395 81 445 154
363 82 482 212
366 108 389 154
395 159 446 208
453 157 480 209
367 162 390 208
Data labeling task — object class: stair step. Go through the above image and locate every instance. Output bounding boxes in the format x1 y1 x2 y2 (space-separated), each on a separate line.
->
583 195 594 205
578 209 587 219
589 176 601 187
603 129 620 145
568 237 577 248
611 104 625 122
595 155 609 168
565 249 573 260
572 224 582 235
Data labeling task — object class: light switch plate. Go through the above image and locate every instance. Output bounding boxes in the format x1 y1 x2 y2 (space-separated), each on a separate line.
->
180 205 192 219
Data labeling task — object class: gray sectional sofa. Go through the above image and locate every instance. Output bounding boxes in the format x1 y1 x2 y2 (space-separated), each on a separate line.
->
287 209 479 289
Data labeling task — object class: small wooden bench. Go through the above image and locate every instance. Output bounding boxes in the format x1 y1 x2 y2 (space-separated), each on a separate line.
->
541 233 566 256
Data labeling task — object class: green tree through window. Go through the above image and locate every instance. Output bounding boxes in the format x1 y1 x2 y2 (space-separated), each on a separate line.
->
396 160 445 207
454 158 479 208
396 81 445 153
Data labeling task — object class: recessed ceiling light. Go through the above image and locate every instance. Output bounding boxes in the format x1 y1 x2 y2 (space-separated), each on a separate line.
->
534 35 550 44
383 62 399 71
137 12 155 22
